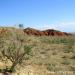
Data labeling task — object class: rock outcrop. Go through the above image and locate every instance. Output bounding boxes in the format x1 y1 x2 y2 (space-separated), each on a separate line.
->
23 28 72 36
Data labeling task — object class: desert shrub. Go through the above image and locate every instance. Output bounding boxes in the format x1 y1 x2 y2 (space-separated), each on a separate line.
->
70 65 75 71
0 39 33 74
39 37 52 44
40 36 69 44
61 59 70 65
40 51 46 54
70 55 75 59
61 56 67 59
63 42 74 53
46 63 56 71
40 36 75 46
52 51 57 55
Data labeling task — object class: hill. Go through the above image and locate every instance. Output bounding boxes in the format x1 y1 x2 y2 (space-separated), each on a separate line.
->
23 27 72 36
0 27 75 75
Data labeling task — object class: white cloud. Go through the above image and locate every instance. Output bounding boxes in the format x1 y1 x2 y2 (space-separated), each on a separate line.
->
56 22 75 32
33 22 75 32
25 22 75 32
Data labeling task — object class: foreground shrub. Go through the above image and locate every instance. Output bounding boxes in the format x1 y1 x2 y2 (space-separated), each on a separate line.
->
0 39 32 74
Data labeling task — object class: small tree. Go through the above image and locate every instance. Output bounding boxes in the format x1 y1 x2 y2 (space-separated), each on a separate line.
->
19 24 23 29
0 40 32 74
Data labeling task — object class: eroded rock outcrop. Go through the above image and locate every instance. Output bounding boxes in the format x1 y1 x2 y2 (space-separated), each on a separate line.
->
23 28 72 36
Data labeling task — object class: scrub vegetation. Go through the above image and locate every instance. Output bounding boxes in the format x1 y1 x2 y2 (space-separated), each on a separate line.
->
0 27 75 75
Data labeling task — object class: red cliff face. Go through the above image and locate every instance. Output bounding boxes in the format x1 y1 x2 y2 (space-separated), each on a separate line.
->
23 28 72 36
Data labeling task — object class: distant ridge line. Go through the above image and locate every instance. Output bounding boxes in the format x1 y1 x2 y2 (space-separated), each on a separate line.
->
23 27 72 36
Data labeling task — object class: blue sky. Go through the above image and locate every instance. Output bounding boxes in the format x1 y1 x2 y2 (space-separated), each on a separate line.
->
0 0 75 32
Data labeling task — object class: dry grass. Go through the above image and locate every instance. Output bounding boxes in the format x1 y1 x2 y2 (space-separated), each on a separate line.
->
0 27 75 75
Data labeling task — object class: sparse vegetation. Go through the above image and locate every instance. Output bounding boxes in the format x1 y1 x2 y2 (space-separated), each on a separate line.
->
46 63 56 71
0 28 33 75
0 27 75 75
61 59 70 65
70 55 75 59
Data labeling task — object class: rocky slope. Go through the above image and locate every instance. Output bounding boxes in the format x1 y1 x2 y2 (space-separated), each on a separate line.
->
23 28 72 36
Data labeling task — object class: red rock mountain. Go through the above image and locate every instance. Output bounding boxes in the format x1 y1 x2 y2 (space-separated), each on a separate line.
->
23 27 72 36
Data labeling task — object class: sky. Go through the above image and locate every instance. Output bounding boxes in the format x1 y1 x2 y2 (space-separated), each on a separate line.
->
0 0 75 32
